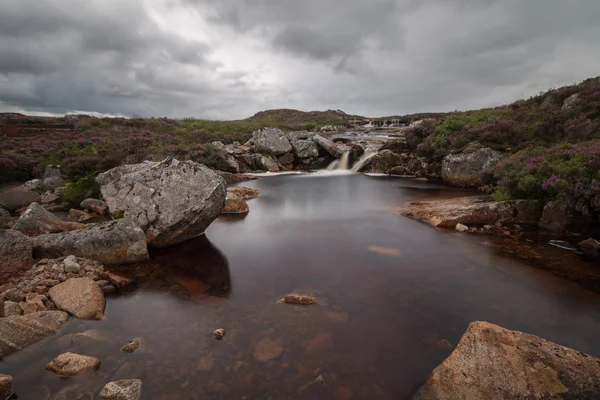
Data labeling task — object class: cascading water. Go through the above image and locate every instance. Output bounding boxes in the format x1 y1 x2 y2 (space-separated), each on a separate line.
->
326 148 378 172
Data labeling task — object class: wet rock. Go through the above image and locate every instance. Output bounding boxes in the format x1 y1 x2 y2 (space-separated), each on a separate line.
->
253 337 283 362
105 272 133 290
222 193 249 215
214 171 257 186
46 352 101 377
455 223 469 232
212 328 226 340
20 293 47 314
97 158 226 248
121 337 144 353
52 384 93 400
414 321 600 400
67 208 96 222
0 189 41 212
49 278 105 320
0 374 12 399
579 238 600 261
99 379 142 400
442 147 504 187
73 329 115 348
0 311 69 357
227 187 260 199
291 139 319 159
283 294 318 305
0 230 33 282
4 301 22 317
12 202 72 236
540 199 594 233
313 134 341 158
399 196 542 228
252 128 293 156
32 218 149 265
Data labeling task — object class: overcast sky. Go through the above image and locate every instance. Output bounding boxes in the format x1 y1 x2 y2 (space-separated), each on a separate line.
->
1 0 599 119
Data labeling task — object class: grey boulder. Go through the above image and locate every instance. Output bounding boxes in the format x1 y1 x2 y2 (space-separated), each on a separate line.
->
312 134 341 158
442 147 504 187
252 128 293 156
43 176 65 191
0 190 41 211
32 218 149 264
99 379 142 400
291 139 319 159
0 311 69 357
96 158 226 247
12 202 70 236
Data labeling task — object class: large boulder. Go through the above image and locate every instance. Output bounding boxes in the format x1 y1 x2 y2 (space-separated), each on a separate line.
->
442 147 504 187
0 230 33 282
96 158 226 247
0 311 69 357
363 150 403 173
18 179 42 192
32 218 149 264
49 277 105 320
99 379 142 400
0 190 41 212
12 202 71 236
43 176 65 191
312 134 341 158
539 200 594 233
291 139 319 159
399 196 542 228
347 145 365 168
414 321 600 399
286 131 312 141
252 128 293 156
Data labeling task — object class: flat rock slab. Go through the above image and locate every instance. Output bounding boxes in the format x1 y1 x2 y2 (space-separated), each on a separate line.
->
99 379 142 400
46 352 101 377
399 196 541 228
32 218 149 265
49 278 105 320
414 321 600 399
0 311 69 357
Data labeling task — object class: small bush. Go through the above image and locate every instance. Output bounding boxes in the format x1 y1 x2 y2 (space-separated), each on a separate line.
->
62 175 100 208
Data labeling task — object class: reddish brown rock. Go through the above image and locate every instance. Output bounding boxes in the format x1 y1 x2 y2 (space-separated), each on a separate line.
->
106 272 134 290
46 352 101 377
414 321 600 399
222 193 249 215
0 374 12 399
0 230 33 283
284 294 317 305
399 196 541 228
215 171 258 186
227 187 260 199
48 278 105 320
0 311 69 357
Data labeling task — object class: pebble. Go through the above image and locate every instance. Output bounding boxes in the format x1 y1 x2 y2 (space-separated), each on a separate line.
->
212 328 226 340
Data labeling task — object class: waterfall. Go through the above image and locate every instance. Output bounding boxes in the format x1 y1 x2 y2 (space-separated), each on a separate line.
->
351 149 377 172
325 149 377 172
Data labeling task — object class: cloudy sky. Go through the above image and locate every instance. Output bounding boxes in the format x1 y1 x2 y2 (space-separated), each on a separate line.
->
1 0 599 119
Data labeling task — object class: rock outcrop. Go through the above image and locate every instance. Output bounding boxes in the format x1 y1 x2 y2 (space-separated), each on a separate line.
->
32 218 149 264
97 158 226 247
48 277 105 320
11 202 74 236
0 190 41 212
99 379 142 400
399 196 542 228
442 147 504 187
539 200 594 233
414 321 600 399
0 311 69 357
0 230 33 282
46 352 101 377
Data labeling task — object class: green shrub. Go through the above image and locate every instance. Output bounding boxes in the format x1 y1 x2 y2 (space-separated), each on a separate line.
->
62 175 100 208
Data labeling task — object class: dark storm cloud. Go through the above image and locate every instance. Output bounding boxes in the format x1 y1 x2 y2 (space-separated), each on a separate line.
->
1 0 600 118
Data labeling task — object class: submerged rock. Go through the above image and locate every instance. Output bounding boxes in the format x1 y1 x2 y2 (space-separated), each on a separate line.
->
0 311 69 357
48 277 105 320
414 321 600 400
46 352 101 377
399 196 542 228
442 147 504 187
212 328 226 340
252 128 293 156
97 158 226 248
0 189 41 212
121 337 144 353
32 218 149 265
99 379 142 400
222 193 249 215
253 337 283 362
0 229 33 282
283 294 318 305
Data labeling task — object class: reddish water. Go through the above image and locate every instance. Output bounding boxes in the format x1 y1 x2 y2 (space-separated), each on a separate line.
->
2 173 600 399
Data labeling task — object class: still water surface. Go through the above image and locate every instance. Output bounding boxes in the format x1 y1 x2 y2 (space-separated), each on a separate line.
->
2 173 600 399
